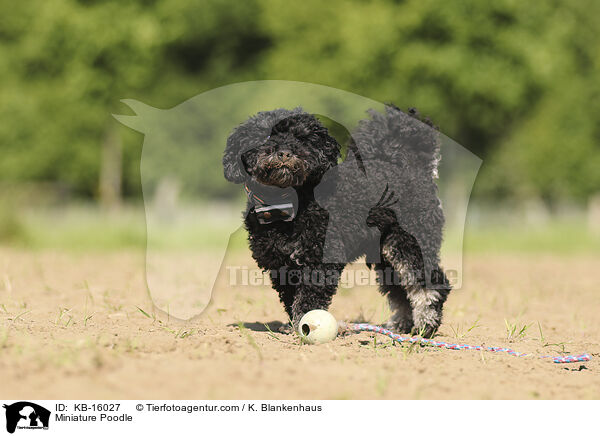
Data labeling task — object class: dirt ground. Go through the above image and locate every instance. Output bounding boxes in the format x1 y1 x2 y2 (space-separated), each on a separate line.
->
0 247 598 399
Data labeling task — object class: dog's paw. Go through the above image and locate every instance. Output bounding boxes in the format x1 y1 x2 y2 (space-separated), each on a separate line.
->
411 306 442 338
410 322 439 338
384 318 414 335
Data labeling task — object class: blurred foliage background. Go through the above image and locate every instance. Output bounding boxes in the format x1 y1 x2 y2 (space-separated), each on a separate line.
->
0 0 599 250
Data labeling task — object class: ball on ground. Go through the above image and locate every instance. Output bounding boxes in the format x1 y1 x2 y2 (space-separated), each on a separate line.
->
298 310 338 344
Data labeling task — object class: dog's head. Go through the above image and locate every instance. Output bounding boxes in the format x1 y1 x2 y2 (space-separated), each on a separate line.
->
223 108 341 188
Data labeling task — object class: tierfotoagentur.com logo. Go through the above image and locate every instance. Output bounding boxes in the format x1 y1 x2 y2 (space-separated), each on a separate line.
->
227 265 459 289
3 402 50 434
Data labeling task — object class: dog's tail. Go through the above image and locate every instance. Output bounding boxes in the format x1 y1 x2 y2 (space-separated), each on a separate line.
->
351 104 441 179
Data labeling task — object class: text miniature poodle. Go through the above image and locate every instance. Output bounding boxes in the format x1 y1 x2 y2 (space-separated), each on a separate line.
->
223 105 451 337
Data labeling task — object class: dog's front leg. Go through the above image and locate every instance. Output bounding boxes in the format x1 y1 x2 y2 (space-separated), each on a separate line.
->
287 265 343 329
406 286 446 337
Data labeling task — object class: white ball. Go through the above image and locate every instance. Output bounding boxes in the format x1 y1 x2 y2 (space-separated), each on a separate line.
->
298 310 338 344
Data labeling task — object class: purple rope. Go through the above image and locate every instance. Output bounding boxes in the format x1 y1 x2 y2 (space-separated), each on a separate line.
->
347 323 591 364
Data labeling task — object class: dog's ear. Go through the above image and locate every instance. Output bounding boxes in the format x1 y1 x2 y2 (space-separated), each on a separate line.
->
223 128 248 184
324 133 342 163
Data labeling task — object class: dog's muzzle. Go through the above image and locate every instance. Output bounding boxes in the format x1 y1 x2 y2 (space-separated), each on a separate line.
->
254 154 307 188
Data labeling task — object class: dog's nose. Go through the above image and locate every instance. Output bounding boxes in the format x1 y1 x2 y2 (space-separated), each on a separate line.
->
277 150 293 162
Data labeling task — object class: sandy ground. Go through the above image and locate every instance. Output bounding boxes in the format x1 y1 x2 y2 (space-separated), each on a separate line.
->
0 247 598 400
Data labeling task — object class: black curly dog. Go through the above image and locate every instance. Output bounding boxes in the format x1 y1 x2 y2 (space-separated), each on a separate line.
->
223 105 451 337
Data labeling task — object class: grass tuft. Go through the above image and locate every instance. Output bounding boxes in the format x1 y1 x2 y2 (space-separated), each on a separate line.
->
504 319 530 341
449 318 481 339
237 322 263 360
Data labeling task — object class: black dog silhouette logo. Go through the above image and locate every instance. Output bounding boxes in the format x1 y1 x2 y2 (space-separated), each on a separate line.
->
3 402 50 434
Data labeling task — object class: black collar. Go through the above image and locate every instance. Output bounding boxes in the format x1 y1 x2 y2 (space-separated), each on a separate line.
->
244 181 298 224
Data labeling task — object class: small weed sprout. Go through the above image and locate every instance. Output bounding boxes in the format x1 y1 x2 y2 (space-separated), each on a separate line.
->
504 319 530 341
449 318 481 339
537 322 570 353
237 322 263 361
262 323 281 341
54 308 73 327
